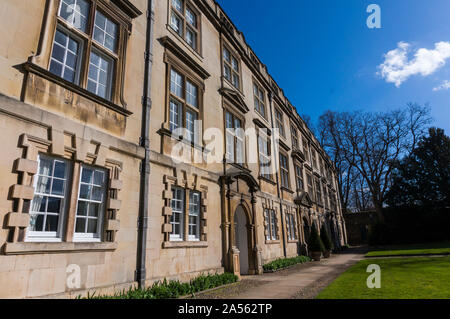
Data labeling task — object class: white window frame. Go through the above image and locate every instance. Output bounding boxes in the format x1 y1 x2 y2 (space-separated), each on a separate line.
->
73 165 107 242
170 187 185 241
188 191 201 241
25 155 71 243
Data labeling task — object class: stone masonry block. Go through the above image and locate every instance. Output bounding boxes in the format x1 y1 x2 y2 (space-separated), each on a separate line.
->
162 223 172 233
107 198 122 210
163 206 172 216
163 190 172 200
15 158 38 175
12 184 35 200
6 212 30 228
109 179 123 190
106 219 120 231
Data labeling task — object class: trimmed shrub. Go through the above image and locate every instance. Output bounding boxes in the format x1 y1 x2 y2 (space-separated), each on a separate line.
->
309 226 325 252
263 255 311 271
320 225 333 251
83 272 239 299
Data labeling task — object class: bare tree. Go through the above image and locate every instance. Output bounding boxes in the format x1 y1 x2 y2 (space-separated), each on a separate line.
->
318 105 431 222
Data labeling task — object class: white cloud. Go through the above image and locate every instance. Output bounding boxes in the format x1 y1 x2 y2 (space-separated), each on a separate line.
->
433 80 450 91
378 41 450 87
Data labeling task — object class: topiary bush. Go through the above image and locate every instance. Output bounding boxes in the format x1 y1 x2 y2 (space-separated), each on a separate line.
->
309 226 325 252
320 225 333 251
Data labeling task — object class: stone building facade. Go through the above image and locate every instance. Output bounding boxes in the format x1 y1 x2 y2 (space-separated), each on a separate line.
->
0 0 347 298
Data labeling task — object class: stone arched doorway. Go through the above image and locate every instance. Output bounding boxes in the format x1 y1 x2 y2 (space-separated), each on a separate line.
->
220 170 263 277
234 205 250 275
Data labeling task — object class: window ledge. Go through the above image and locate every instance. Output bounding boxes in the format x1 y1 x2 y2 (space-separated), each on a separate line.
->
288 240 299 244
281 186 295 194
18 62 132 117
166 25 204 60
157 127 208 152
2 241 117 255
258 175 276 185
265 240 280 245
163 241 208 249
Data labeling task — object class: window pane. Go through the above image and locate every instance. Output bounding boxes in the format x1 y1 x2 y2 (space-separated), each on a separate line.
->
93 11 118 52
186 80 198 107
170 12 182 36
223 47 230 63
36 176 51 194
59 0 90 33
45 215 59 232
81 168 93 183
75 218 86 233
186 28 197 50
186 110 197 142
87 219 98 234
31 195 47 213
186 8 197 27
231 57 239 72
170 69 183 98
232 73 239 88
172 0 183 12
87 51 113 100
50 30 80 84
51 179 65 196
77 201 88 216
169 99 181 132
54 161 66 178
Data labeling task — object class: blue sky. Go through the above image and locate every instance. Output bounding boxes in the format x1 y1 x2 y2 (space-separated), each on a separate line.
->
217 0 450 132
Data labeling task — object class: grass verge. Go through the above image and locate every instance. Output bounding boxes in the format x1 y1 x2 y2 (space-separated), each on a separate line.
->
366 241 450 257
316 256 450 299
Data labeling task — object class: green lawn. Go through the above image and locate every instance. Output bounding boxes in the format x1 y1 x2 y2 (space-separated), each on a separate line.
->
316 257 450 299
366 241 450 257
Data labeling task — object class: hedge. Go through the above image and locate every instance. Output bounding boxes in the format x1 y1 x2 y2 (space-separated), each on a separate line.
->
82 272 238 299
263 255 311 272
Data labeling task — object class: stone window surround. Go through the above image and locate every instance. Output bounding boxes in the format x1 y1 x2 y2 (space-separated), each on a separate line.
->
161 48 205 149
26 0 141 113
223 104 247 168
256 128 273 182
262 199 280 244
167 0 203 57
3 131 123 255
253 79 267 120
162 172 208 249
279 150 290 190
284 205 299 243
274 106 286 139
294 161 304 192
221 40 243 93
